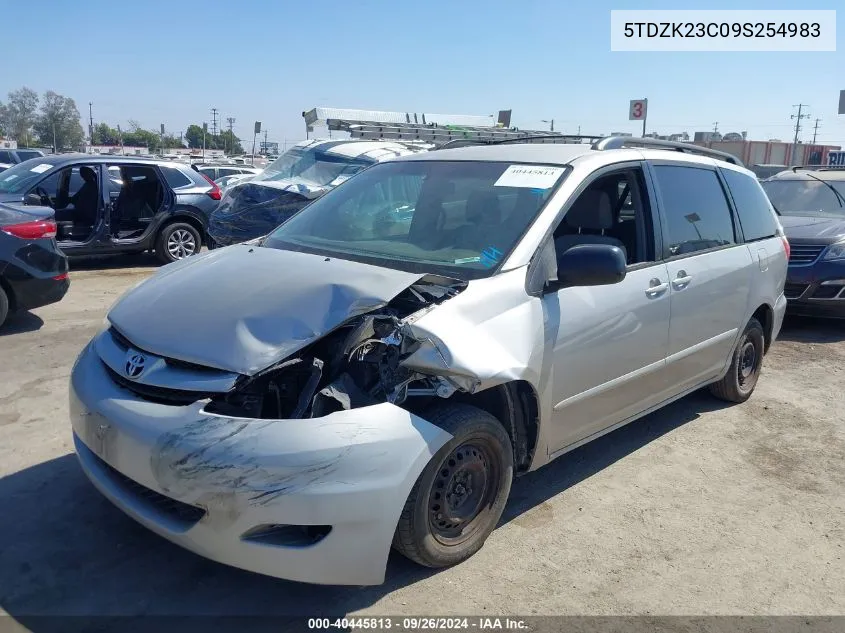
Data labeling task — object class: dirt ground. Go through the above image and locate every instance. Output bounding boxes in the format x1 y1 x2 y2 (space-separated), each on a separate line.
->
0 255 843 624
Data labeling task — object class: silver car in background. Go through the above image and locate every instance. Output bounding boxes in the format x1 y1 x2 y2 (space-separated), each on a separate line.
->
69 138 787 585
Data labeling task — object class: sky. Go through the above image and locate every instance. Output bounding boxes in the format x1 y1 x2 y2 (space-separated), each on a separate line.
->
2 0 844 149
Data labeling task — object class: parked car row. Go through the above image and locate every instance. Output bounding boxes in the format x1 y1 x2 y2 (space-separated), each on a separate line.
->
68 138 792 586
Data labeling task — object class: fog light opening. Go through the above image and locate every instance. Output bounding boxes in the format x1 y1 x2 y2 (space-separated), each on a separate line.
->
241 524 332 548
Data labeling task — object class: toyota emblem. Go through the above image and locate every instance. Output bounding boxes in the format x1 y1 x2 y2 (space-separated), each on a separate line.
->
124 352 146 379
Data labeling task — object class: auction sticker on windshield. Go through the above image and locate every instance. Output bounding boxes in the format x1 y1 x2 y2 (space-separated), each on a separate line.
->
30 164 52 174
494 165 565 189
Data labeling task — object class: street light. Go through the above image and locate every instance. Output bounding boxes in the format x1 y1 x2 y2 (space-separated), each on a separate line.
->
541 119 555 132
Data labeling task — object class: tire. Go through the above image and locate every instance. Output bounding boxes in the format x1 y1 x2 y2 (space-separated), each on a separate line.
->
709 317 765 403
0 284 8 329
155 222 202 264
393 404 513 568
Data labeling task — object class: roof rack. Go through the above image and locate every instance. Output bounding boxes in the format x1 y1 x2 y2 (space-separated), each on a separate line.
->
592 136 743 166
437 134 603 150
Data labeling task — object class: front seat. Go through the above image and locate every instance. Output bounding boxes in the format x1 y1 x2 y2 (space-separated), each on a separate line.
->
554 188 627 260
70 166 99 225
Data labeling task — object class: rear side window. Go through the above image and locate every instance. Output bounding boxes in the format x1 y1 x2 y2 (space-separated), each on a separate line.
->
161 166 192 189
0 150 13 163
721 169 779 242
653 165 736 257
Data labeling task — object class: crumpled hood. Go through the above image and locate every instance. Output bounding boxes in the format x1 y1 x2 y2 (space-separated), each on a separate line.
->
107 245 424 376
247 177 330 198
780 215 845 241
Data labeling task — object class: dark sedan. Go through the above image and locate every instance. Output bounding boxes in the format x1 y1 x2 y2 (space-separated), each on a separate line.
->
0 202 69 328
0 155 221 264
761 169 845 318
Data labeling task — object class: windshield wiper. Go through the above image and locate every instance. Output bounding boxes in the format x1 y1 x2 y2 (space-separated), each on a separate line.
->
804 173 845 207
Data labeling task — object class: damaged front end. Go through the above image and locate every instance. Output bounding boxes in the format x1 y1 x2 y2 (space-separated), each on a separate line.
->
205 275 467 420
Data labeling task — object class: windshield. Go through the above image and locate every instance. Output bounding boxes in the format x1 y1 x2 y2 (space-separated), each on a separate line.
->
253 147 372 187
16 151 43 162
263 160 568 280
761 179 845 217
0 160 55 194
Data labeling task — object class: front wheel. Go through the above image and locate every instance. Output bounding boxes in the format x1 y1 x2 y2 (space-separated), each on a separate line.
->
393 404 513 568
155 222 201 264
709 317 765 403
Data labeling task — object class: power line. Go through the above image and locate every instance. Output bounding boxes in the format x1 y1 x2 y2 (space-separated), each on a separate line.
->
226 116 235 154
791 104 811 165
210 108 219 137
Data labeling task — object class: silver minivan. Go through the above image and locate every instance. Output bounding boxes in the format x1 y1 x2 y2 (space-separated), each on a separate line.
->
69 137 788 585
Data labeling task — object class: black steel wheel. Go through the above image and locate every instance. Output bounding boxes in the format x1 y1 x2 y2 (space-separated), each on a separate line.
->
394 404 513 568
710 317 765 403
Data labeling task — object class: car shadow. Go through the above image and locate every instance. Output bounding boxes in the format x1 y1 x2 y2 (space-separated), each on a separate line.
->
0 310 44 336
776 315 845 344
69 252 162 272
0 390 727 628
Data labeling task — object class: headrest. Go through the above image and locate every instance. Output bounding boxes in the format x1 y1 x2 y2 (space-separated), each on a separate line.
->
465 190 500 224
79 166 97 182
565 189 614 231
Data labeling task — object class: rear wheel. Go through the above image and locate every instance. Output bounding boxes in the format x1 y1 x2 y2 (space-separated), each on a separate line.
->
393 404 513 568
0 284 8 329
155 222 201 264
709 317 765 403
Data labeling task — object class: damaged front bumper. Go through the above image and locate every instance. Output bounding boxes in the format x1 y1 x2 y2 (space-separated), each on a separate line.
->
70 340 452 585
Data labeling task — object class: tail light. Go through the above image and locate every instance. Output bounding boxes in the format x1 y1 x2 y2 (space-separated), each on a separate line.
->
1 219 57 239
781 235 791 260
200 173 222 200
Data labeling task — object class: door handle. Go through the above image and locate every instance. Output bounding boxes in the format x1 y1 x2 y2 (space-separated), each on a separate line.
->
672 270 692 289
645 278 669 297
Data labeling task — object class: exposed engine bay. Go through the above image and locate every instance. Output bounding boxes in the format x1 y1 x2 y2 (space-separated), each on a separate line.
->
205 275 467 420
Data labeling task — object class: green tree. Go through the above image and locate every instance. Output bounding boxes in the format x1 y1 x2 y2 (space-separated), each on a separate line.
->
33 90 84 152
0 87 39 146
185 124 206 149
91 122 120 145
219 129 244 154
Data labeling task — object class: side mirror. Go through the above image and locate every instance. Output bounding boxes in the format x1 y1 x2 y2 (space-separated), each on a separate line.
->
23 193 42 206
554 243 627 288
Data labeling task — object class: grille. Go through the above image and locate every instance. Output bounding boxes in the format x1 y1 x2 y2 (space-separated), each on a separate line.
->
104 363 216 406
789 244 826 265
93 450 206 527
783 283 809 299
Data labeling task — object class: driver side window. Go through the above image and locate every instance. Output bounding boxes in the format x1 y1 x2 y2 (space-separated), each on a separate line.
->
29 169 64 207
552 167 655 267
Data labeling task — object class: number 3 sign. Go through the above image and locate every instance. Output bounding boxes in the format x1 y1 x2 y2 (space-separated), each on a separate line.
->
629 99 647 120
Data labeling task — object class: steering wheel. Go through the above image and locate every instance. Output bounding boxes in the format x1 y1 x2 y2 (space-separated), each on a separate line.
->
35 187 52 207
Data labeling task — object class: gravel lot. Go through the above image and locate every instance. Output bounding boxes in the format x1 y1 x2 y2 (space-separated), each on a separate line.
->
1 256 843 623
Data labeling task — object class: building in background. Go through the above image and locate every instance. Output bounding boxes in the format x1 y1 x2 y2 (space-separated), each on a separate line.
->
1 138 18 150
692 139 841 167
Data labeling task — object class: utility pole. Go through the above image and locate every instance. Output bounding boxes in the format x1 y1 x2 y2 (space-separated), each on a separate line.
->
791 104 811 166
202 122 207 161
812 118 822 144
210 108 219 138
88 102 94 147
226 116 235 155
712 122 719 134
263 129 268 155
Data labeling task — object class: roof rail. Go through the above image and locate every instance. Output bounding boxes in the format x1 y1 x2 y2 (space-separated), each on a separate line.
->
437 134 604 150
791 165 845 172
591 136 743 166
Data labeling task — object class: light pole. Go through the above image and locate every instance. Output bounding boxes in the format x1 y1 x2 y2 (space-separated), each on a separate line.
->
541 119 555 132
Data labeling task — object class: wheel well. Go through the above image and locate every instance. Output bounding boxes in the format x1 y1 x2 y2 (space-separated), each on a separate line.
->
450 381 539 475
0 275 16 311
161 215 205 246
752 303 774 353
